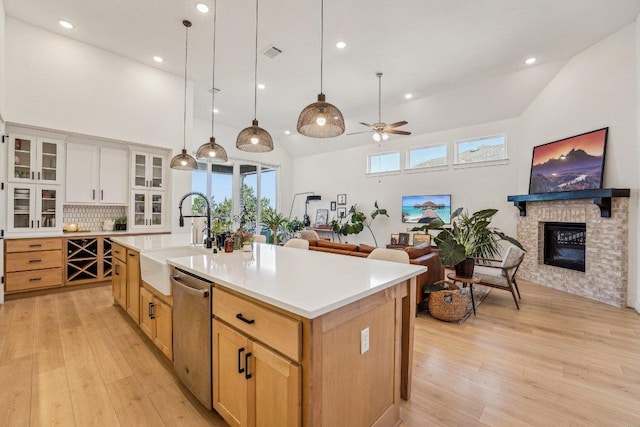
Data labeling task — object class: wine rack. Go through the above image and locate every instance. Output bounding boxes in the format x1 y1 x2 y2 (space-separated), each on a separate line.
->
65 236 114 285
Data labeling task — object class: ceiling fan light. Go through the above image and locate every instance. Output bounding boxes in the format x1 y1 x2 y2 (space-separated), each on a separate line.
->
372 132 381 143
237 119 274 152
170 149 198 170
297 93 345 138
382 132 389 141
196 137 228 162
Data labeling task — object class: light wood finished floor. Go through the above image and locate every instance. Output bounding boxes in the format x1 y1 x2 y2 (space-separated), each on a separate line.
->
0 279 639 426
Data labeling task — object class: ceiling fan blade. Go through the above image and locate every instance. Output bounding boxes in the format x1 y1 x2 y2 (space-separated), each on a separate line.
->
386 121 408 129
359 122 373 128
386 129 412 135
347 130 373 136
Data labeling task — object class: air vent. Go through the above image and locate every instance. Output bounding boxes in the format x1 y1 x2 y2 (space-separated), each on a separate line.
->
263 45 282 59
208 87 221 94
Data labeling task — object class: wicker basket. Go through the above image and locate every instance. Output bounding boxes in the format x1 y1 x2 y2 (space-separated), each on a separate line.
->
428 281 468 322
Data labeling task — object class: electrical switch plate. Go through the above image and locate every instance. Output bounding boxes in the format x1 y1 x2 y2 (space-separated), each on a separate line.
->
360 327 370 354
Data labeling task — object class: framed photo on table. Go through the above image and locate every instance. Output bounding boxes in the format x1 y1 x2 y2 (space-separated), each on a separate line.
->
315 209 329 226
398 232 410 246
390 234 399 245
412 233 432 246
337 194 347 206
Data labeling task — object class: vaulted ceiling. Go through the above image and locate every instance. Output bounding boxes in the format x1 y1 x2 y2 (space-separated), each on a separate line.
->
5 0 640 157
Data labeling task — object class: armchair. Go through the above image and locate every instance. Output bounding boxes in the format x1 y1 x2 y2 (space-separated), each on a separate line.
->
474 246 525 309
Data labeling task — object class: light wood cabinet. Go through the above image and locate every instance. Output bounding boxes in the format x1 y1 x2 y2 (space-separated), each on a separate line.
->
5 237 63 293
112 257 127 307
139 286 173 360
126 250 140 323
66 143 128 205
213 288 301 427
65 236 113 285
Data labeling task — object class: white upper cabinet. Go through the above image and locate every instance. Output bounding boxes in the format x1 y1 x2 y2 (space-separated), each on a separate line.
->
131 151 165 190
66 143 128 205
9 134 64 185
7 183 63 233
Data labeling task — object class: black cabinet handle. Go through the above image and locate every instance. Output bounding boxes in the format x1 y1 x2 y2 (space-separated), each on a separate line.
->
29 259 42 263
129 253 136 257
31 171 34 180
236 313 255 325
29 277 42 282
149 302 155 319
101 190 104 200
92 189 96 200
31 220 34 228
29 244 42 248
238 347 245 374
37 220 40 228
114 264 120 275
38 172 40 180
245 352 252 379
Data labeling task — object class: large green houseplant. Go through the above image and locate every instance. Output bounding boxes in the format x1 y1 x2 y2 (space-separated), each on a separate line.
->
412 208 524 277
330 201 388 247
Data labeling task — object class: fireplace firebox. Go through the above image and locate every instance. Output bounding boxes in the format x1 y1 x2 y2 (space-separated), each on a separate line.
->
543 222 586 272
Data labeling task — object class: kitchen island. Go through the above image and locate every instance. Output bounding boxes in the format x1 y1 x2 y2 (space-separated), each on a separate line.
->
111 236 425 426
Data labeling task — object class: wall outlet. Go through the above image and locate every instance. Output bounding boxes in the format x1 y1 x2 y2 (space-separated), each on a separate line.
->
360 327 370 354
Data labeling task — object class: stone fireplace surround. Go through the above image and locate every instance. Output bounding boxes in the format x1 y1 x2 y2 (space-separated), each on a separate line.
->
514 197 629 307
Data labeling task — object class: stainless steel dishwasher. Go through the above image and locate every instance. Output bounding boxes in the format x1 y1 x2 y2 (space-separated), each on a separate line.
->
171 268 213 409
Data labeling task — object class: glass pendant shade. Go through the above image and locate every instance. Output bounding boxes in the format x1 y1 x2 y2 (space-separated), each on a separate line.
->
170 148 198 170
196 137 228 162
297 93 345 138
236 119 274 152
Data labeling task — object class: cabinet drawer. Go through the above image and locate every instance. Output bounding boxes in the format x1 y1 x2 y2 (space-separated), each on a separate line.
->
112 243 127 262
6 250 62 272
213 288 301 362
6 238 62 253
6 268 63 293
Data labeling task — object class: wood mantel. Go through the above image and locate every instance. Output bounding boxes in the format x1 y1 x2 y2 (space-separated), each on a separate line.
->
507 188 630 217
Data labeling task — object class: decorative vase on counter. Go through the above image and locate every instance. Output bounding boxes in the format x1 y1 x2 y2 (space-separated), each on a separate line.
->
224 238 234 253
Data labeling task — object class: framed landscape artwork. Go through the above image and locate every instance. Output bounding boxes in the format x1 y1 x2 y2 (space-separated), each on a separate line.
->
315 209 329 226
528 128 608 194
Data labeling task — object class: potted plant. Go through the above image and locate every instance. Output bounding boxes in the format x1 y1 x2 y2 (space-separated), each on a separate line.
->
412 208 524 277
114 216 127 231
261 210 288 245
285 218 305 240
330 201 388 247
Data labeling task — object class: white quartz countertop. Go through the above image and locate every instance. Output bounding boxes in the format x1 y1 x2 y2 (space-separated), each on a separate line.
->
6 231 168 239
112 233 195 252
167 243 426 319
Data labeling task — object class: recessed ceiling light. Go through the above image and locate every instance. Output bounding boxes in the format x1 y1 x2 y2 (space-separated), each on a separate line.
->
257 83 266 90
524 57 537 65
213 108 219 114
336 41 346 49
196 3 210 13
404 93 413 100
284 130 291 135
153 56 164 63
58 20 74 29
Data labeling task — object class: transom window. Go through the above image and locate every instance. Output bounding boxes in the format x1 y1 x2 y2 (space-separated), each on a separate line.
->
455 134 507 164
407 144 447 169
367 152 400 174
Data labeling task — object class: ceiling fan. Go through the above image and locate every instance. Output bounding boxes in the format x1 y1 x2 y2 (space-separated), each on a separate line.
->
348 72 411 142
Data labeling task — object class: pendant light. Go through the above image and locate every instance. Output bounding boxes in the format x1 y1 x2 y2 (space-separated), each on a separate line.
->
170 20 198 170
236 0 273 152
296 0 345 138
196 0 228 162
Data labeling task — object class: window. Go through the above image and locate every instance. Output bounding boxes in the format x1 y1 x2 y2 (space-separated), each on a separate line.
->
367 152 400 174
407 144 447 169
455 134 507 164
191 161 278 235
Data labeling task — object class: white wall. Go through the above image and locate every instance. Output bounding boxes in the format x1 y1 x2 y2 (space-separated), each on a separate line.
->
293 22 640 308
292 117 522 247
0 0 5 122
520 23 638 308
5 18 293 234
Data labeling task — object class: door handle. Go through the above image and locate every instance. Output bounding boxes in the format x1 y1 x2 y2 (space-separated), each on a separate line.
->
245 352 252 379
238 347 245 373
101 190 104 200
236 313 255 325
149 302 155 319
93 189 95 200
37 220 40 228
31 220 34 228
31 171 34 180
115 264 120 275
38 172 41 180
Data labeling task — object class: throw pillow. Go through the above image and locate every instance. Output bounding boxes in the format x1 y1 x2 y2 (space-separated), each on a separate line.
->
404 242 432 259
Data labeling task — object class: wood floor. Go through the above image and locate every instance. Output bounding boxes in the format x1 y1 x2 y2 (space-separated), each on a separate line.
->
1 279 639 426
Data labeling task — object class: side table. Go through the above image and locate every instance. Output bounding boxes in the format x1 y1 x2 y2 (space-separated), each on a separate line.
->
446 272 481 315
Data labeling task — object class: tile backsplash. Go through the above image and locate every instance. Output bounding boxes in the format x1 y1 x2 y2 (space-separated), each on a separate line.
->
63 205 126 231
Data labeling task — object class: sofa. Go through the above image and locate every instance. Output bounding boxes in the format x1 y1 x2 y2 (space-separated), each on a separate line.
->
305 238 444 305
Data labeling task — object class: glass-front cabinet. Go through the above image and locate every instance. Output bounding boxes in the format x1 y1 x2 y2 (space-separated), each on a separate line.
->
9 134 64 185
131 151 165 190
7 184 62 233
131 191 165 229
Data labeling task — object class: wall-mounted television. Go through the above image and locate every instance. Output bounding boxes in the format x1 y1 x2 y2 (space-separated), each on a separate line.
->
529 128 608 194
402 194 451 224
